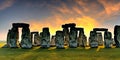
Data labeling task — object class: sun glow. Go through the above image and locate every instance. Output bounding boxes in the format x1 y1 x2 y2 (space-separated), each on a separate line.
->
30 16 99 38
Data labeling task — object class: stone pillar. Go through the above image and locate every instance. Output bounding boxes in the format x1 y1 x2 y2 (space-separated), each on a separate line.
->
69 26 78 48
50 35 56 47
20 27 32 48
62 24 69 46
104 31 112 48
97 32 103 46
114 25 120 47
30 33 33 45
34 32 40 46
55 31 64 49
89 31 98 48
7 27 19 48
41 27 50 48
82 35 87 47
77 28 86 47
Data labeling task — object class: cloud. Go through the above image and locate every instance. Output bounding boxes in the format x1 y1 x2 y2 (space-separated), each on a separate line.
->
28 0 120 37
0 0 15 11
29 15 99 38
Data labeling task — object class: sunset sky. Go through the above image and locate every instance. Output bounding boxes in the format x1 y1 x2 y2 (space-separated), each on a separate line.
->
0 0 120 41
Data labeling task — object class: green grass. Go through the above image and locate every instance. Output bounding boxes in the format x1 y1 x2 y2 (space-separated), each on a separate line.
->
0 42 120 60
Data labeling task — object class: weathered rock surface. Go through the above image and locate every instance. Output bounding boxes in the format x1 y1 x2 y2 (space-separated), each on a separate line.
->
77 28 87 47
104 31 113 48
41 28 50 48
7 27 19 48
34 32 40 46
50 36 56 47
89 31 98 48
114 25 120 47
69 27 77 48
55 31 64 49
97 32 103 46
62 24 69 46
20 27 32 49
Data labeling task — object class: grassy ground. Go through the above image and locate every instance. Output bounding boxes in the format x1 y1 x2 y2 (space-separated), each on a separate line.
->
0 42 120 60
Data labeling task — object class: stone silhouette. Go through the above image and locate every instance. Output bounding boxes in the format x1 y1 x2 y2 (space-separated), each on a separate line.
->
93 28 108 46
50 35 56 47
62 24 69 46
89 31 98 48
77 28 87 47
69 23 78 48
19 24 32 49
5 23 120 49
114 25 120 48
7 27 19 48
31 32 41 46
40 27 50 48
55 31 64 49
96 32 103 46
104 31 113 48
6 23 32 48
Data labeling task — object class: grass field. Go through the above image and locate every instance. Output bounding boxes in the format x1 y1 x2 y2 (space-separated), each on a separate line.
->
0 42 120 60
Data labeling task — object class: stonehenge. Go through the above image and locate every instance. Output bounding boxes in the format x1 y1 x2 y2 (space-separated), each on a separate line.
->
40 27 50 48
77 28 87 47
69 26 78 48
104 31 113 48
50 35 56 47
31 32 41 46
89 31 98 48
4 23 120 49
6 23 32 48
55 31 64 49
114 25 120 48
89 28 113 48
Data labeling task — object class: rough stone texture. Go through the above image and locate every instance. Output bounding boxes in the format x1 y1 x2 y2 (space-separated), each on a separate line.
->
41 28 50 48
77 28 87 47
7 27 19 48
6 23 32 48
55 31 64 49
82 35 87 47
62 25 69 46
50 36 56 47
96 32 103 46
31 32 40 46
20 27 32 48
104 31 113 48
114 25 120 47
34 32 40 46
69 27 78 48
89 31 98 48
93 28 108 32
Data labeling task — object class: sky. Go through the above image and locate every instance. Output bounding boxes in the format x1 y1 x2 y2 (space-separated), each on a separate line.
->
0 0 120 41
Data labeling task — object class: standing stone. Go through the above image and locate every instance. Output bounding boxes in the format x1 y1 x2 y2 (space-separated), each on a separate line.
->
41 28 50 48
50 36 56 47
34 32 40 46
6 30 11 48
62 24 69 46
77 28 86 47
7 27 19 48
69 27 78 48
114 25 120 47
55 31 64 49
89 31 98 48
82 35 87 47
104 31 112 48
20 27 32 48
97 32 103 46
